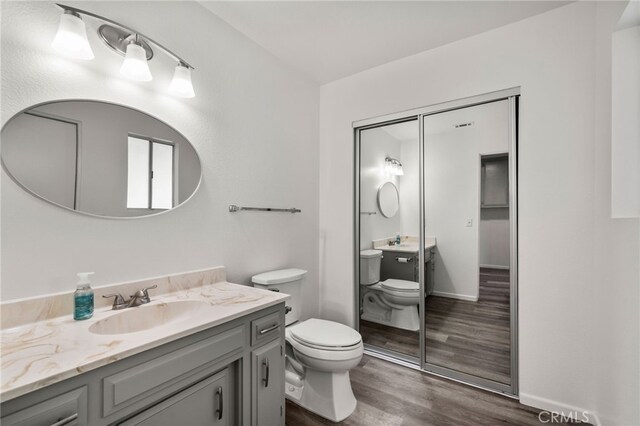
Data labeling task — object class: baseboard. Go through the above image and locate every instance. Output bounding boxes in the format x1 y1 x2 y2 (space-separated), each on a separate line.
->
430 291 478 302
480 264 510 270
519 393 600 426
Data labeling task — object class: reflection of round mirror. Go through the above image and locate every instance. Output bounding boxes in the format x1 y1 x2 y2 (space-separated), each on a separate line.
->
1 100 202 218
377 181 399 218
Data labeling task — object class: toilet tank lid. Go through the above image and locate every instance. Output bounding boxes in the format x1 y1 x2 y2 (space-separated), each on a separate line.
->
360 249 382 258
252 268 307 285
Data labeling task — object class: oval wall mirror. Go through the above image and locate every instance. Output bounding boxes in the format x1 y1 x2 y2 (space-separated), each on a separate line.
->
1 100 202 218
377 181 399 218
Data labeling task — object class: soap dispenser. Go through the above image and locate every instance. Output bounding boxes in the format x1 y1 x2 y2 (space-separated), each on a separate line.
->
74 272 95 320
395 232 401 245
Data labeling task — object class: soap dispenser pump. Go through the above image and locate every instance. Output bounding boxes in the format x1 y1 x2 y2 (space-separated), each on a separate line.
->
74 272 95 320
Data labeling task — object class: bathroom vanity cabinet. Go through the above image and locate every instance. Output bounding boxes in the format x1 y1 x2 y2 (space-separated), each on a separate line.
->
380 248 433 283
0 304 285 426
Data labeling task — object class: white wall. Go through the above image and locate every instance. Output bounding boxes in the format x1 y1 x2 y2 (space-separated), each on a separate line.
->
358 127 402 249
1 1 320 323
425 100 509 301
318 2 639 424
594 3 640 425
611 24 640 218
399 138 420 237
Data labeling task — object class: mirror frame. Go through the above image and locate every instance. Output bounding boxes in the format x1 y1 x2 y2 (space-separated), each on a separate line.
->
1 99 203 219
377 181 399 218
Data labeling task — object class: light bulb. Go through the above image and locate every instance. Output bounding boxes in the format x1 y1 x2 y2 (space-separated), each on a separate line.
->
168 63 195 98
120 41 152 82
51 10 94 60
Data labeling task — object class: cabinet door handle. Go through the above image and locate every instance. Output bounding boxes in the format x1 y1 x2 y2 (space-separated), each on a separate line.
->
215 386 223 420
259 324 280 335
262 358 270 388
50 413 78 426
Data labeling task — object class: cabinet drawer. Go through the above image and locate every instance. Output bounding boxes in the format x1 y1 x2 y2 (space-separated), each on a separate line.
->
1 386 87 426
103 325 244 417
251 311 282 346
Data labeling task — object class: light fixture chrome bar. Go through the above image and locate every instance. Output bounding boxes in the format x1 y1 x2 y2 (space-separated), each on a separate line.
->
228 205 301 213
55 3 195 70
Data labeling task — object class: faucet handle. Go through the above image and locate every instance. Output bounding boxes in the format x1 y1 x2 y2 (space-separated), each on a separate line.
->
136 284 158 304
141 284 158 295
103 293 127 310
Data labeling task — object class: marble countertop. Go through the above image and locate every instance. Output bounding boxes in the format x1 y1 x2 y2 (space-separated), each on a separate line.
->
374 237 437 254
0 280 289 402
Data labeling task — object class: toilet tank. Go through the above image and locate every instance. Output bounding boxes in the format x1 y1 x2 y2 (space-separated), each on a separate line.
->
251 268 306 326
360 250 382 285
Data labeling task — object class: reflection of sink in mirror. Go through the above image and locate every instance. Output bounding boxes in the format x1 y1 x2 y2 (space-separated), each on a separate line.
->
89 300 211 335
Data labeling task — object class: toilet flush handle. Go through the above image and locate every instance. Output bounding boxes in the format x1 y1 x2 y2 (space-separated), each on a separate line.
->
285 306 292 314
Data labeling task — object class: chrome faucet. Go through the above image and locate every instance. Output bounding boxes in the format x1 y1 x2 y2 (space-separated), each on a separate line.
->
103 285 158 310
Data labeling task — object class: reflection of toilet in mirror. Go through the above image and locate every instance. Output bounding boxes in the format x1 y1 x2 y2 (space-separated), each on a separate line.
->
359 249 420 331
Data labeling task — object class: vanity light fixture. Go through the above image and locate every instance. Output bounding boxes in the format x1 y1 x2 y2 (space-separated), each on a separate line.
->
51 10 94 60
168 63 196 98
52 4 196 98
120 37 153 82
385 157 404 176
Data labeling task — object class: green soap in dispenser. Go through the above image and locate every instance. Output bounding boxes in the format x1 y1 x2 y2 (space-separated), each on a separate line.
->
74 272 94 320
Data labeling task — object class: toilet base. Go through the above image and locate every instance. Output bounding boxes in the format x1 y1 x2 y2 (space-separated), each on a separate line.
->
285 368 357 422
361 291 420 331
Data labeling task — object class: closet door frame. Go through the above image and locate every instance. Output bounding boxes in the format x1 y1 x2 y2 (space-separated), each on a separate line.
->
353 86 520 397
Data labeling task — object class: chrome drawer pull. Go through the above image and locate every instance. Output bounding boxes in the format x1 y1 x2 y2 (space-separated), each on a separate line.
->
50 413 78 426
259 324 280 335
262 358 270 388
215 386 223 420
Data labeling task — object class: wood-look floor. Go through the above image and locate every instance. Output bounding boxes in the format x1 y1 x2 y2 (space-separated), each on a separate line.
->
285 355 588 426
359 268 511 384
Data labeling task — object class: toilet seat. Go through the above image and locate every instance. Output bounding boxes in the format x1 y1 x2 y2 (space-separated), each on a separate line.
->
289 318 362 350
286 319 364 362
380 279 420 295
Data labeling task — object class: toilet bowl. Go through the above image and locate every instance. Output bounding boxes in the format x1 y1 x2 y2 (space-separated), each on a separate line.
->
360 250 421 331
252 269 363 423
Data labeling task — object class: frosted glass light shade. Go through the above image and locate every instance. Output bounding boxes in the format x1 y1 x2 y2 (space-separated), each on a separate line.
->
51 11 94 60
120 42 152 82
168 64 195 98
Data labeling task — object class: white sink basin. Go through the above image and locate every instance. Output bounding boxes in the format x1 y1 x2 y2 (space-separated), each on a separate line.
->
89 300 211 335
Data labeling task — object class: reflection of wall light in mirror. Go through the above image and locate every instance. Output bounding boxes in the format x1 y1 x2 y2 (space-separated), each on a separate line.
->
384 157 404 176
51 10 94 60
51 4 195 98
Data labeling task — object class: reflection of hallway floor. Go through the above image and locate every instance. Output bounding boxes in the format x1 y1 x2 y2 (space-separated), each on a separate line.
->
360 268 511 384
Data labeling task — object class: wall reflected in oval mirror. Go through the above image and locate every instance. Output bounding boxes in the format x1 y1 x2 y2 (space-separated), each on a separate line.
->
1 100 201 218
377 181 399 218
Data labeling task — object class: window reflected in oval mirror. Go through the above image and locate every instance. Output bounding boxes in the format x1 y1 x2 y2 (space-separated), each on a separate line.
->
377 181 399 218
1 100 201 218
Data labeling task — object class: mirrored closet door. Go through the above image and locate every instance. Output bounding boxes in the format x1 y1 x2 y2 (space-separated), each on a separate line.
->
357 118 421 361
423 99 515 390
355 88 518 396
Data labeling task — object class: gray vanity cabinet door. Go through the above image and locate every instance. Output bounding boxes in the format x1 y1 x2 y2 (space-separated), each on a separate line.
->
119 368 230 426
252 339 284 426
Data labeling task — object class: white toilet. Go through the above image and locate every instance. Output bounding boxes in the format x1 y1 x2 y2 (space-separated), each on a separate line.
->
252 269 363 423
360 249 421 331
